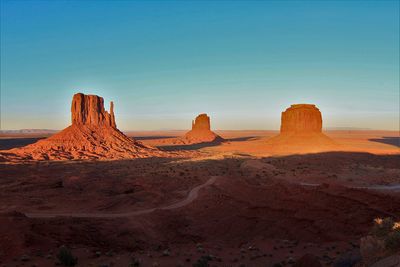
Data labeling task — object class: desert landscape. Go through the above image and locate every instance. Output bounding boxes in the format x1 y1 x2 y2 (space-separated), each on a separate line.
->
1 1 399 266
0 93 399 267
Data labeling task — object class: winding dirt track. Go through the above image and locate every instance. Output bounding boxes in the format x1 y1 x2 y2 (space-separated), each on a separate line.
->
24 176 218 219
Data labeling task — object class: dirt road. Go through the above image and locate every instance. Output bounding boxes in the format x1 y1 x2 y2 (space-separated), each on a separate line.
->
25 176 218 219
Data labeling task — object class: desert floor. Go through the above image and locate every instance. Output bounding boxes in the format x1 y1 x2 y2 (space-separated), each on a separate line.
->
0 130 399 266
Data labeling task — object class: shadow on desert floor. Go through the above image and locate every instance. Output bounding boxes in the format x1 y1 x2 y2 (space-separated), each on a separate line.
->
225 136 260 142
158 136 257 151
132 136 179 141
0 137 45 150
159 141 223 151
369 137 400 148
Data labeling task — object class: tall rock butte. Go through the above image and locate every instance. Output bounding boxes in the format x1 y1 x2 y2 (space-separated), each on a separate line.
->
1 93 162 161
266 104 337 154
191 113 211 131
71 93 116 128
280 104 322 134
183 113 222 143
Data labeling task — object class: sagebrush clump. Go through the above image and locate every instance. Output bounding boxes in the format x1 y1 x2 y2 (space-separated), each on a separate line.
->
371 217 400 251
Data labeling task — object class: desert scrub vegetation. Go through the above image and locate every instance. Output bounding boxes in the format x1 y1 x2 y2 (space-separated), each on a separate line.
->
57 246 77 266
360 217 400 266
192 255 212 267
371 217 400 251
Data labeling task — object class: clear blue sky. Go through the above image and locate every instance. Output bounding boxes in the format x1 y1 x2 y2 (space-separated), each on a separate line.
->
1 0 399 130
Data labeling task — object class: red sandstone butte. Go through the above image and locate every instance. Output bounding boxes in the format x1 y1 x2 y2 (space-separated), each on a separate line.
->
183 113 222 143
71 93 116 128
266 104 337 153
0 93 162 161
281 104 322 134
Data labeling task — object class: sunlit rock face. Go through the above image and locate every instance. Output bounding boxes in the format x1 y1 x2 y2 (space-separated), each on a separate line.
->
71 93 116 128
280 104 322 134
191 113 211 131
265 104 337 154
0 93 163 161
184 113 222 143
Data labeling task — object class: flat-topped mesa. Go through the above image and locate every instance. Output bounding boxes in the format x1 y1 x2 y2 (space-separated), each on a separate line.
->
266 104 337 154
280 104 322 134
71 93 116 128
191 113 211 131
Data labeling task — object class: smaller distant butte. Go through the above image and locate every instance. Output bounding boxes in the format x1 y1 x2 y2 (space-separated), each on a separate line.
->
183 113 223 144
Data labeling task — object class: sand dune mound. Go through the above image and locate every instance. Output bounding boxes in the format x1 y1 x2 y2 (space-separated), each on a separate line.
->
266 104 338 154
183 113 223 144
0 93 163 161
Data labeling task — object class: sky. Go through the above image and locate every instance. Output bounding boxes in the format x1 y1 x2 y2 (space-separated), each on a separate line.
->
1 0 399 131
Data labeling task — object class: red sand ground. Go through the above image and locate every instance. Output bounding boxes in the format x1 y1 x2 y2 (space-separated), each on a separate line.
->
0 130 399 266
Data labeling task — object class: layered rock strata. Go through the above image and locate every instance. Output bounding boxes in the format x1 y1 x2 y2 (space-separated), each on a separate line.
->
1 93 162 161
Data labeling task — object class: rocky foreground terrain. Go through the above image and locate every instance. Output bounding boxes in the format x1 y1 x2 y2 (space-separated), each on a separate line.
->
0 146 399 266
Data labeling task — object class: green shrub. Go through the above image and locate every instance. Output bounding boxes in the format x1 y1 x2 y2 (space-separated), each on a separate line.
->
371 217 394 238
385 229 400 251
370 217 400 252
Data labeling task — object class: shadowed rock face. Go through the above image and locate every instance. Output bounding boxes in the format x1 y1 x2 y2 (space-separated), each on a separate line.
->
71 93 116 128
281 104 322 134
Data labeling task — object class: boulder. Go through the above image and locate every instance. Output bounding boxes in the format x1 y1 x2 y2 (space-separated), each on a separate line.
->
371 254 400 267
360 235 387 266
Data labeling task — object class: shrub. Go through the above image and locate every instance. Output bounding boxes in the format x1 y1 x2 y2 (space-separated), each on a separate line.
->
192 255 211 267
129 257 141 267
370 217 394 238
57 246 77 266
370 217 400 252
385 229 400 251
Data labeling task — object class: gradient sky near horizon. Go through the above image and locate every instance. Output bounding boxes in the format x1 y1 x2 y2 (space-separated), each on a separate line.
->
1 1 399 131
